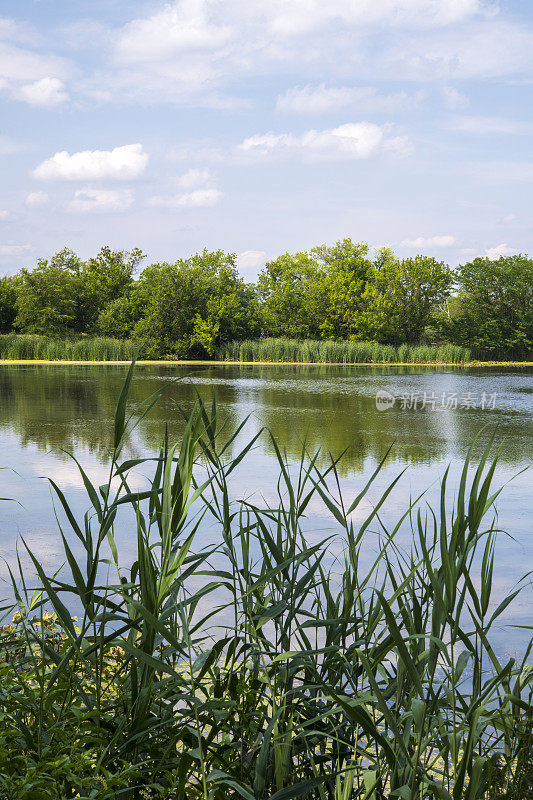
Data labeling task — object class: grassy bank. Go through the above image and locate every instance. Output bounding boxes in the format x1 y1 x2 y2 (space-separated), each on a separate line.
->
0 334 532 366
218 338 473 364
0 333 136 361
0 362 530 799
0 334 472 364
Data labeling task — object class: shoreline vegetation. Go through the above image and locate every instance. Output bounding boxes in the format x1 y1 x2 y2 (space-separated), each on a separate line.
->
0 241 531 363
1 359 532 367
0 334 531 367
0 363 531 798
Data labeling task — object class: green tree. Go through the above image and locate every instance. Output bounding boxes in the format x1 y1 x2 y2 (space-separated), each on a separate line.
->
442 254 533 357
78 246 144 332
133 250 260 358
257 250 324 338
96 293 142 339
257 239 376 339
315 240 380 339
15 249 82 335
0 276 18 332
353 255 453 344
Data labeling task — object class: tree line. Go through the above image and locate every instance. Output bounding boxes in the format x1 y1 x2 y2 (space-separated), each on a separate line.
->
0 239 531 359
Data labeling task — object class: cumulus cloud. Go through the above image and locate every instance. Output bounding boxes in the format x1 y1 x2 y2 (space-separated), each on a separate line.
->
15 77 68 108
176 168 214 189
147 188 222 208
484 243 515 259
0 20 72 107
236 250 267 272
240 122 412 161
401 235 456 248
25 191 48 207
32 144 148 181
449 115 530 134
276 84 423 115
68 188 134 213
113 0 483 73
268 0 487 36
148 168 222 207
114 1 232 63
0 244 32 257
77 0 509 106
381 20 533 81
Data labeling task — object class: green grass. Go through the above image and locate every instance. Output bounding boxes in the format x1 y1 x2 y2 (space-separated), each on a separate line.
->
0 333 136 361
217 338 472 364
0 361 530 799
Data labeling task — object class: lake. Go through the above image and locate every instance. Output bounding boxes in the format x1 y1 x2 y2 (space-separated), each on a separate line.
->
0 363 531 654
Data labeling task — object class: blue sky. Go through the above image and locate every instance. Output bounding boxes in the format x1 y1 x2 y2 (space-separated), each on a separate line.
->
1 0 532 278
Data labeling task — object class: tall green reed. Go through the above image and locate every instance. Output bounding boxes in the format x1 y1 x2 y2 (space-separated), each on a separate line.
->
0 334 136 361
217 338 472 364
0 360 530 799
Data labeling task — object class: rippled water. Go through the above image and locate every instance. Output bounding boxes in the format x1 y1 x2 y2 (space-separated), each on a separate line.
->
0 363 530 653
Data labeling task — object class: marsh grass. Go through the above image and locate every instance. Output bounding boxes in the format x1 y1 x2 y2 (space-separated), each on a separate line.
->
0 359 530 799
217 339 472 364
0 334 136 361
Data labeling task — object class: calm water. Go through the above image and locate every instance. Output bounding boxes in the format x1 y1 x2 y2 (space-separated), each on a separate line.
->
0 363 531 653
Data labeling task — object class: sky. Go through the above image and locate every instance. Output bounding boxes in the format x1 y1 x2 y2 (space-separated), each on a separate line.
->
1 0 532 279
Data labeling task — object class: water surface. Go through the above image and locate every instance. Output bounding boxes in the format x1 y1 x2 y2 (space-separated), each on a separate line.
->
0 363 530 653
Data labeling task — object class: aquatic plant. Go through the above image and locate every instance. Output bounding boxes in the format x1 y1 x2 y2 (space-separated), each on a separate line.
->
217 337 472 364
0 333 136 361
0 361 530 798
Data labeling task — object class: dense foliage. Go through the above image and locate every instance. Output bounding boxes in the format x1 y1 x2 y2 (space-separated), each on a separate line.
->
0 364 531 799
1 240 532 359
435 255 533 359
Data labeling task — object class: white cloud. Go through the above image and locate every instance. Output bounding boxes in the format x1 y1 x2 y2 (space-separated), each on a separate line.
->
80 0 506 107
449 115 530 134
15 77 68 108
237 250 267 272
148 168 222 207
240 122 412 161
267 0 487 37
32 144 148 181
401 235 456 248
176 168 214 189
147 188 222 208
276 84 423 115
0 210 8 219
25 191 48 207
442 85 469 109
0 43 69 84
0 244 32 257
0 20 72 106
382 20 533 80
115 1 232 63
68 188 134 213
484 243 514 259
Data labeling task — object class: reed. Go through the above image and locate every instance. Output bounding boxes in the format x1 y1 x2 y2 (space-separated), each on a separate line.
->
217 338 472 364
0 333 136 361
0 361 530 799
